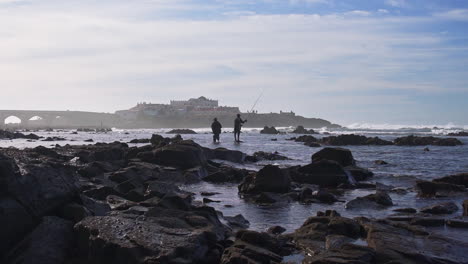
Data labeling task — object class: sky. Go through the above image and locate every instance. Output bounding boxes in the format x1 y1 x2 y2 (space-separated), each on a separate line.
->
1 0 468 126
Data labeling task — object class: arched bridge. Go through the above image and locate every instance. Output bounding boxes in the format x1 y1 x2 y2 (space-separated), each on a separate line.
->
0 110 119 129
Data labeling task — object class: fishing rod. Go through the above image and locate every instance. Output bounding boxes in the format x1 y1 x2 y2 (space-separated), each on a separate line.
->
250 89 264 113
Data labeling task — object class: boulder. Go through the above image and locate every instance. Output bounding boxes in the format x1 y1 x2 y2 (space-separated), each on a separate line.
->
312 147 355 167
204 167 249 183
76 142 128 163
239 165 291 194
294 135 318 144
167 128 197 134
464 200 468 216
416 180 466 197
420 202 458 215
267 226 286 235
225 214 250 229
0 130 41 140
140 140 207 169
410 217 446 227
290 160 350 187
320 134 393 146
247 151 290 161
448 131 468 137
344 165 374 181
292 125 317 134
304 244 376 263
394 135 463 146
374 160 388 165
446 219 468 228
346 191 393 210
433 173 468 187
260 126 279 134
204 147 245 163
3 216 74 264
220 230 284 264
128 138 151 144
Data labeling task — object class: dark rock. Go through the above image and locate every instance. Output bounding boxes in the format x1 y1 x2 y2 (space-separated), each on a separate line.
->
294 135 318 144
84 139 94 142
239 165 291 194
225 214 250 229
80 194 112 216
292 125 317 134
312 147 355 167
260 126 279 134
220 230 283 264
204 167 249 183
464 200 468 216
393 208 417 214
42 136 67 141
416 180 466 197
362 219 468 263
320 134 393 146
410 217 446 227
0 197 35 255
0 130 41 140
424 147 430 151
305 142 321 147
203 198 221 203
447 131 468 137
344 165 373 181
77 142 128 163
291 160 350 187
346 191 393 210
201 192 220 196
78 161 121 178
248 151 290 161
433 173 468 187
325 234 354 250
3 216 74 264
374 160 388 165
394 135 463 146
129 138 151 144
167 128 197 134
252 192 286 204
204 147 245 163
32 146 61 159
312 190 338 204
59 202 91 222
420 202 458 214
446 219 468 228
267 225 286 235
145 180 190 199
304 244 376 263
140 140 207 169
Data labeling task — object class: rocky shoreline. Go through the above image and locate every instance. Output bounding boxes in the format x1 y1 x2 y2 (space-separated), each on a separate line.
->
1 133 467 263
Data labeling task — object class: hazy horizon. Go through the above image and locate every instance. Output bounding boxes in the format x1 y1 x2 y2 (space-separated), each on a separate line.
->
1 0 468 126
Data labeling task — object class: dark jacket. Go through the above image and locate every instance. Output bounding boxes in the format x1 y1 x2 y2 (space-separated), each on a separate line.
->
211 120 222 134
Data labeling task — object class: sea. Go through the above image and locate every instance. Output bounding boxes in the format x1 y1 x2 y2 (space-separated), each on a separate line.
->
2 124 468 241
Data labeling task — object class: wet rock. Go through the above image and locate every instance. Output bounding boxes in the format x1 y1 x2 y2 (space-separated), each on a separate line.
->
42 136 67 141
204 167 249 183
239 165 291 194
260 126 280 134
394 135 463 146
59 202 91 222
167 128 197 134
292 125 317 134
320 134 393 146
252 192 289 204
80 194 112 216
150 134 170 146
75 207 227 264
3 216 74 264
0 197 35 255
84 139 94 142
312 147 355 167
76 142 128 163
325 234 354 250
446 219 468 228
32 146 61 159
0 130 41 140
78 161 121 178
362 219 468 263
247 151 290 161
204 147 245 163
290 160 349 187
410 217 446 227
344 165 373 181
312 190 338 204
106 195 136 210
424 147 430 151
201 192 220 196
374 160 388 165
225 214 250 229
305 142 321 147
145 180 190 199
128 138 150 144
294 135 318 144
304 244 376 264
433 172 468 187
420 202 458 214
139 140 207 169
416 180 466 197
464 200 468 216
346 191 393 210
267 225 286 235
221 230 284 264
393 208 417 214
203 198 221 203
448 131 468 137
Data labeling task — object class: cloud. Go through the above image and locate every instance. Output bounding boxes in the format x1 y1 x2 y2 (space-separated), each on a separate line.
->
385 0 408 8
378 9 389 14
0 0 466 124
433 9 468 21
345 10 372 16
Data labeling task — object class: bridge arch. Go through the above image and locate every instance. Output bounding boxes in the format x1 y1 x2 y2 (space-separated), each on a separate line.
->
4 115 22 124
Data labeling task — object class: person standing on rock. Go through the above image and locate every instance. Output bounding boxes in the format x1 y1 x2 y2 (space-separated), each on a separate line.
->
234 114 247 142
211 118 222 143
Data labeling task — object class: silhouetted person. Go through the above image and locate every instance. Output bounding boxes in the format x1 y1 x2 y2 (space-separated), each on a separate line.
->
211 118 222 143
234 114 247 142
